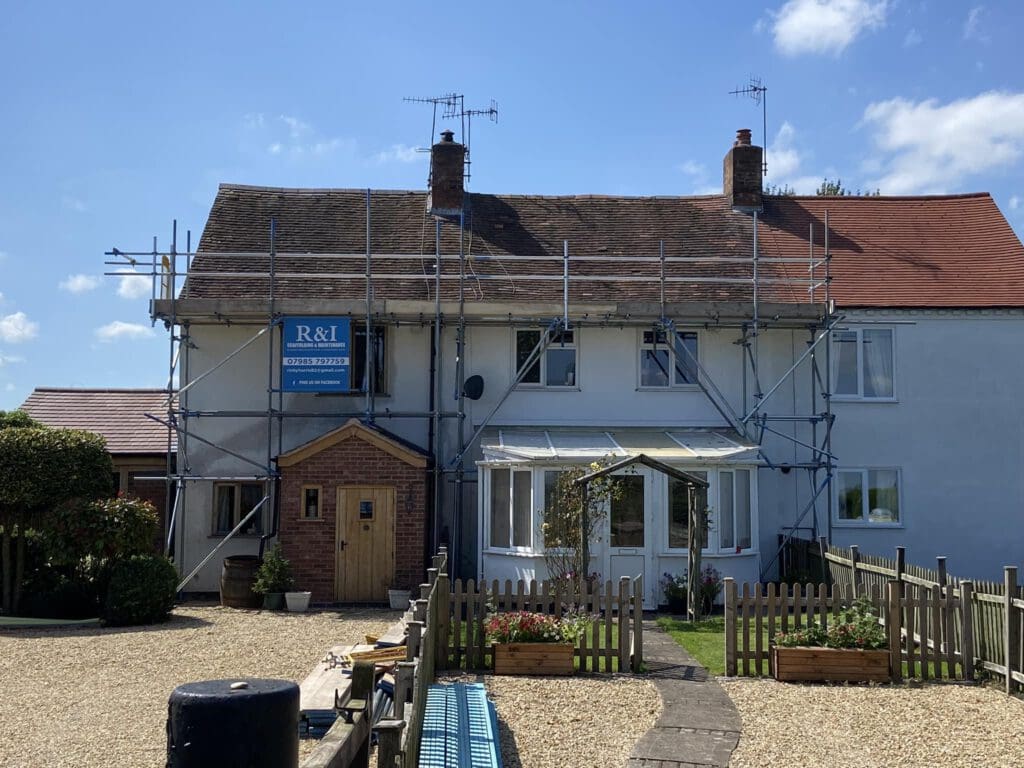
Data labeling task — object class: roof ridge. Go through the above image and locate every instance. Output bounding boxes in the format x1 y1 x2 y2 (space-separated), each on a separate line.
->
769 192 992 201
30 387 175 394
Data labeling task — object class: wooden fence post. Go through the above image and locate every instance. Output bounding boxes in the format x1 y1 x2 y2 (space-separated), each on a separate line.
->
937 557 947 595
960 580 975 682
817 536 829 584
1005 566 1019 695
724 577 737 677
631 575 643 673
436 571 450 671
887 579 902 683
618 577 630 672
375 719 405 768
394 661 414 719
895 546 906 597
406 621 423 663
850 545 861 596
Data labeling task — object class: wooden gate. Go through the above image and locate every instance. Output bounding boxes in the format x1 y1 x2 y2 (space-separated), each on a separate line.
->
335 486 395 602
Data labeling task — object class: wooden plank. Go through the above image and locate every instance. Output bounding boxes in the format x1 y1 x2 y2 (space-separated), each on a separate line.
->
918 589 929 680
529 579 539 612
740 582 751 676
887 580 902 683
477 583 487 671
931 585 943 679
1005 567 1020 695
766 582 777 676
961 580 975 682
541 579 551 616
553 578 563 619
780 582 789 633
724 578 737 676
604 579 613 672
437 572 450 671
515 579 525 611
905 592 917 678
579 579 589 672
754 582 764 676
618 577 630 673
591 584 600 672
453 579 463 669
943 589 956 678
465 579 476 670
632 575 643 673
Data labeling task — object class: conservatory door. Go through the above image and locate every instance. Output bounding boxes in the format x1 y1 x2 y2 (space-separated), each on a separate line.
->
606 471 656 608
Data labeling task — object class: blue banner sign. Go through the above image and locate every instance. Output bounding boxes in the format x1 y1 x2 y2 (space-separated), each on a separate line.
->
281 317 351 392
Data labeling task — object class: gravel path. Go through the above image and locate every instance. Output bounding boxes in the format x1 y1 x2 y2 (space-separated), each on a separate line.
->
722 678 1024 768
443 673 660 768
0 604 397 768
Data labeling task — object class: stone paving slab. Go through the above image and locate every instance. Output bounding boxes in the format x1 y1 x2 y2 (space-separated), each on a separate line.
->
626 620 740 768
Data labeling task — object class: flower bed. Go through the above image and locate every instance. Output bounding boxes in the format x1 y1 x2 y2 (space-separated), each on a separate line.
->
484 610 591 676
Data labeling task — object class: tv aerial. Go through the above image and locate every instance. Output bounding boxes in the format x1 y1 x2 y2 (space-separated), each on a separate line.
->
403 93 499 184
729 77 768 177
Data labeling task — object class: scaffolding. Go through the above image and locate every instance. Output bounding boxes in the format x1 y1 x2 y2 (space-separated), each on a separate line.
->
105 195 838 584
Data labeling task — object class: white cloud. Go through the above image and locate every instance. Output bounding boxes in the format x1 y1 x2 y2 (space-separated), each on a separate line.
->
95 321 154 342
0 312 39 343
1010 195 1021 210
771 0 888 56
963 6 988 43
59 274 101 294
764 122 827 194
61 195 87 213
244 113 353 158
862 91 1024 194
280 114 311 140
678 160 706 177
268 142 282 155
4 383 13 392
115 268 151 299
0 353 24 367
374 144 423 164
903 28 922 47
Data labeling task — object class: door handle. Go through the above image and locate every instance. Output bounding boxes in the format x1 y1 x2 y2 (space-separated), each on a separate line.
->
339 540 347 552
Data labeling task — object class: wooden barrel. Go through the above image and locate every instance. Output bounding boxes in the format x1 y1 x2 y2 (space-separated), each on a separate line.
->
220 555 262 609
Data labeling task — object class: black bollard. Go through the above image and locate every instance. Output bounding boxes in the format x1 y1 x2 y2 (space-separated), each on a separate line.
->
167 678 299 768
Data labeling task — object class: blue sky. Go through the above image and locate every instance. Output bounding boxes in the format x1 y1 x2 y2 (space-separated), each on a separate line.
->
1 0 1022 409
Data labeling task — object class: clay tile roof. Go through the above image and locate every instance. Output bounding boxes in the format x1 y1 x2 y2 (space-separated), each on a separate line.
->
184 184 1024 309
19 388 176 455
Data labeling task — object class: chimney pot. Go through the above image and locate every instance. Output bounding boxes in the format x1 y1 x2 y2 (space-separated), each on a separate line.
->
735 128 752 146
440 129 455 143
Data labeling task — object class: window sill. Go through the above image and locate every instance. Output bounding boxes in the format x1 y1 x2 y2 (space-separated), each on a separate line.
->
830 396 898 404
483 548 542 558
636 385 701 393
513 385 581 392
832 521 904 530
662 549 757 558
296 517 324 523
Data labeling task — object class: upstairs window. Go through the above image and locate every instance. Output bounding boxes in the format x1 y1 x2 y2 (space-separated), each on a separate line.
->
351 325 387 395
489 468 533 550
213 482 265 535
515 329 577 388
832 328 894 400
640 330 699 387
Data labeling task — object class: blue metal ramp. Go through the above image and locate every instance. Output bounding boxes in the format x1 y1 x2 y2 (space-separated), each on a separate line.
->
419 682 502 768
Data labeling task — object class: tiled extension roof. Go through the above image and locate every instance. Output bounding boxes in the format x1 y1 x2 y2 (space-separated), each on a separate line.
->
185 185 1024 308
20 388 176 455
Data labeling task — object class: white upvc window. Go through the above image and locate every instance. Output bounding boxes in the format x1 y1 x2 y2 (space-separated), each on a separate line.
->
488 467 533 550
666 471 710 552
717 469 753 552
639 329 699 388
213 482 265 536
515 329 577 388
832 327 894 400
835 468 902 527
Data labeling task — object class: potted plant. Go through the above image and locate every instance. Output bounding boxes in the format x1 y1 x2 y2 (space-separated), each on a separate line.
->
772 597 891 683
485 610 590 676
387 587 412 610
660 572 688 615
253 545 293 611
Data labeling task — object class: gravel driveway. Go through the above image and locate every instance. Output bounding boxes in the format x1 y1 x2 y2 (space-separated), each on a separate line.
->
0 604 396 768
722 678 1024 768
443 672 660 768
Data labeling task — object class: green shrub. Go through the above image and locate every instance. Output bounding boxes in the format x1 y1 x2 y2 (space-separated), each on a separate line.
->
253 544 293 594
103 554 177 626
49 495 159 564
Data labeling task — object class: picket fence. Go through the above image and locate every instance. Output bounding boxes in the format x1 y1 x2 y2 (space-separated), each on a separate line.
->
440 576 645 673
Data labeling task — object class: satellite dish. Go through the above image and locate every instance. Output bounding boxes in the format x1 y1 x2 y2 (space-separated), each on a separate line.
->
462 375 484 401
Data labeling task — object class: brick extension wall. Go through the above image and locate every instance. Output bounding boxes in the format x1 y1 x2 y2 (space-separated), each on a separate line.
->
278 436 427 602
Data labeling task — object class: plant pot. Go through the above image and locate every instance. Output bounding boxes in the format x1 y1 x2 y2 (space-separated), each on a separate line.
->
285 591 312 613
263 592 284 611
493 643 575 676
771 646 891 683
388 589 411 610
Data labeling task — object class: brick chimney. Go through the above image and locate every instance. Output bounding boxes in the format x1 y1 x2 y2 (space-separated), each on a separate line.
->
723 128 763 212
428 129 466 216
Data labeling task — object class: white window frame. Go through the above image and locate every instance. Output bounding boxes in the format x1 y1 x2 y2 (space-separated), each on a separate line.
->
833 467 903 528
513 328 578 389
485 466 535 552
831 326 896 402
661 468 757 556
637 328 700 389
663 470 713 555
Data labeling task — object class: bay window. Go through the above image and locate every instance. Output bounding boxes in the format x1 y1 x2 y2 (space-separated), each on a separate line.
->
489 468 533 549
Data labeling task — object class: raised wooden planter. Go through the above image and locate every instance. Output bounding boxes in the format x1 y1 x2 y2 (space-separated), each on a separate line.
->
493 643 574 676
772 646 891 683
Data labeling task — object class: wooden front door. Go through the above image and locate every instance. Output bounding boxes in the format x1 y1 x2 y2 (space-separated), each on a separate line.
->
335 486 395 602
